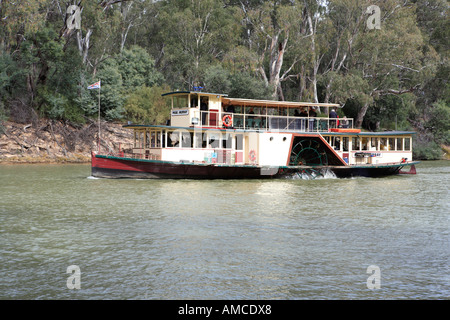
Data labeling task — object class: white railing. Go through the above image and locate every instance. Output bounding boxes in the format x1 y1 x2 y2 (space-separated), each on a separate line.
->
200 111 354 132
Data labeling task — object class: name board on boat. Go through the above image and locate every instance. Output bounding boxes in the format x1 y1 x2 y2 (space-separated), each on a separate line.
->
354 152 382 158
171 109 189 116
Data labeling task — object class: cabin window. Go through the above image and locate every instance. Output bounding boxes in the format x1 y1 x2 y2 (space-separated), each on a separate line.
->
342 137 349 151
168 131 179 147
190 94 199 108
396 138 403 151
352 137 360 151
222 133 233 149
151 131 155 147
235 134 243 151
388 138 395 151
361 138 369 150
144 130 161 148
145 131 150 148
331 136 340 150
380 138 387 150
208 132 220 149
135 130 145 149
404 138 411 151
173 95 188 109
371 137 378 150
181 132 192 148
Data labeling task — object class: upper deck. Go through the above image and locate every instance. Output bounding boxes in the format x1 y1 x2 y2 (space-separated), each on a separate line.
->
163 90 351 132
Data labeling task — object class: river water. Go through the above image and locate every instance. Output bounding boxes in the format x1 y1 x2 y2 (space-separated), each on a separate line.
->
0 161 448 300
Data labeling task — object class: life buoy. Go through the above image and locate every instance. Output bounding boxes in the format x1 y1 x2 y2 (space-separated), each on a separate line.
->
223 115 233 127
249 150 256 162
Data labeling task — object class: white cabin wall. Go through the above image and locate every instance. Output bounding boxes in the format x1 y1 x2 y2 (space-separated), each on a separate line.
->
162 148 208 162
243 132 259 164
258 133 292 166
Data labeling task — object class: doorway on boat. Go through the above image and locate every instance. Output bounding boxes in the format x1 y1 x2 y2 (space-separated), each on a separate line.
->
200 96 209 126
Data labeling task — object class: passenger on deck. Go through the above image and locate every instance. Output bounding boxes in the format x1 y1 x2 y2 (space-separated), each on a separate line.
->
340 116 349 128
330 109 338 128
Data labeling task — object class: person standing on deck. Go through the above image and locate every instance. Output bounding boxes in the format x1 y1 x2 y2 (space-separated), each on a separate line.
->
330 109 338 128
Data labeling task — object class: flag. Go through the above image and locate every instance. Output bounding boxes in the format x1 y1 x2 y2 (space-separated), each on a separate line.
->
87 81 101 89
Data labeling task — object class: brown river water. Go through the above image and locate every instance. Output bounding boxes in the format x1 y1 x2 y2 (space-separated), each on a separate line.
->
0 161 448 299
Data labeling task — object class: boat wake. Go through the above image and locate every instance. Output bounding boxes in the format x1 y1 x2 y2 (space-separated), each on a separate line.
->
285 168 337 180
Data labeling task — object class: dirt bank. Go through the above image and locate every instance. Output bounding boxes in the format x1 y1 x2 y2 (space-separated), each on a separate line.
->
0 119 133 163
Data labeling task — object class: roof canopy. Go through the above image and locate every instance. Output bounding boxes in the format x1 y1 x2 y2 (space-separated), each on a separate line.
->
161 91 341 109
222 97 341 109
161 91 228 97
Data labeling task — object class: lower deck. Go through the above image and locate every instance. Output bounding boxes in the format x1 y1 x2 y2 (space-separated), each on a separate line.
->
119 125 414 168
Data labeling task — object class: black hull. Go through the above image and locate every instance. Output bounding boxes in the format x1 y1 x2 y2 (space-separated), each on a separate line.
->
330 166 402 178
91 155 418 180
91 166 275 180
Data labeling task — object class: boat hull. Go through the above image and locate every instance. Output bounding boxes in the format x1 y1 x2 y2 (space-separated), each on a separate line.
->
91 154 419 179
91 154 275 179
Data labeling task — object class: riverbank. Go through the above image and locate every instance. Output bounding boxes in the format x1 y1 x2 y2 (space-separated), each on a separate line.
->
0 120 133 164
1 119 448 163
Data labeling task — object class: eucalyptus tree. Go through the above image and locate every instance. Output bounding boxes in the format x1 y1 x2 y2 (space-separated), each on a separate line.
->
236 0 306 100
155 0 239 90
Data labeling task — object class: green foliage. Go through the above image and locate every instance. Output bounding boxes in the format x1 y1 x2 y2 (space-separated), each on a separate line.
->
118 46 163 91
325 71 372 106
204 65 231 94
96 59 124 121
0 100 9 135
413 140 444 160
0 0 447 157
124 85 171 125
0 50 27 99
228 72 273 100
426 100 450 145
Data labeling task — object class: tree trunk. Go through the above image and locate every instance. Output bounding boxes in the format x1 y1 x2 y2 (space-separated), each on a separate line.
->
306 9 319 103
77 28 92 64
268 33 288 100
356 102 370 128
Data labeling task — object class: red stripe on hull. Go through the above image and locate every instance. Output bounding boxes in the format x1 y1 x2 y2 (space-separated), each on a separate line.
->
91 153 274 179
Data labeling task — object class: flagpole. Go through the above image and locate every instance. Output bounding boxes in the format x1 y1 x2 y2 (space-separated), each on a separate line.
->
98 80 101 153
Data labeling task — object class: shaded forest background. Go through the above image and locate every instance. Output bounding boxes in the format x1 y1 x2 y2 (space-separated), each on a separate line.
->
0 0 448 159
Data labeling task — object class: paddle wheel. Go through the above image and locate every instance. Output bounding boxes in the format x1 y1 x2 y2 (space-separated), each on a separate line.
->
290 138 329 167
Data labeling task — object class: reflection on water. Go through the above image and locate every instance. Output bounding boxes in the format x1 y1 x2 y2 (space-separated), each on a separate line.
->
0 161 449 299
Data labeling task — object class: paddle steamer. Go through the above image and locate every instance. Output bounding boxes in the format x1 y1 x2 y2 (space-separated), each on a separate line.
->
91 90 418 179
